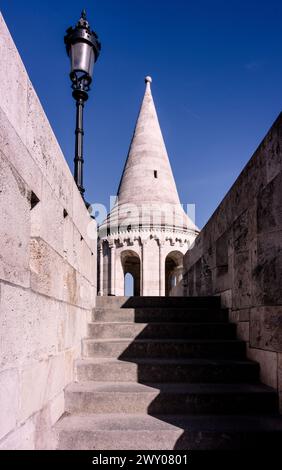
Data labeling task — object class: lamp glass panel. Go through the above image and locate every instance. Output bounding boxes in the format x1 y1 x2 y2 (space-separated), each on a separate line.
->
71 42 95 77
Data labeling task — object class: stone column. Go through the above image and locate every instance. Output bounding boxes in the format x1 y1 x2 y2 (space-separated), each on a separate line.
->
159 241 165 296
109 241 116 296
141 238 148 296
98 244 103 296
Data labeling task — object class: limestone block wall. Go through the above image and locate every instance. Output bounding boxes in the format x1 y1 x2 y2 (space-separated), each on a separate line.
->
0 14 97 449
183 113 282 410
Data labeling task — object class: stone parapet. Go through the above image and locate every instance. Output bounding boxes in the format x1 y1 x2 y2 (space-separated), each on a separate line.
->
183 112 282 410
0 14 97 448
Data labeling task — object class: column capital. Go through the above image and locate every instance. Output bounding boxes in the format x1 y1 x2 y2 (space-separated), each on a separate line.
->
108 239 116 249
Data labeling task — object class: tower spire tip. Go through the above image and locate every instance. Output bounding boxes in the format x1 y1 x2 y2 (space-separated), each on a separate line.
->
145 76 152 84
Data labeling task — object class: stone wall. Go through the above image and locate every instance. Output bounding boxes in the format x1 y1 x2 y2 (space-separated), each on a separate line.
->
0 14 97 449
183 113 282 410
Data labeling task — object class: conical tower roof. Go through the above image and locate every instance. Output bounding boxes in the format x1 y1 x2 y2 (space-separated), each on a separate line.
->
99 77 198 236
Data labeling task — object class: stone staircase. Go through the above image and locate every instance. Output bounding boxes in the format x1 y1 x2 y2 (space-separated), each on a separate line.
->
55 296 282 450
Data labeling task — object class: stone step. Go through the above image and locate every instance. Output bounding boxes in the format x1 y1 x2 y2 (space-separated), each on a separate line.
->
92 307 228 323
76 358 259 383
65 381 278 415
87 322 236 340
96 296 221 309
82 338 246 359
55 413 282 450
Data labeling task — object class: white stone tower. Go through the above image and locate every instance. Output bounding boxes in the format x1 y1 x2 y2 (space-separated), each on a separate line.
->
98 77 199 296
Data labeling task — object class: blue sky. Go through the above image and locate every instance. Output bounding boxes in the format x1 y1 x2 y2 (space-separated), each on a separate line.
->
1 0 282 228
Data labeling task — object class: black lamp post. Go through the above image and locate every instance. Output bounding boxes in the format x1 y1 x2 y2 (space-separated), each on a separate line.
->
64 10 101 203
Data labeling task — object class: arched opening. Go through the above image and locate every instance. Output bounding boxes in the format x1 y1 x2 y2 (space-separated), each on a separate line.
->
124 273 134 296
165 250 184 296
121 250 141 296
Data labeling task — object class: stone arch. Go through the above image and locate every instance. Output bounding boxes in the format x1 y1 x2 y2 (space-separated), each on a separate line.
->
121 250 141 296
165 250 184 296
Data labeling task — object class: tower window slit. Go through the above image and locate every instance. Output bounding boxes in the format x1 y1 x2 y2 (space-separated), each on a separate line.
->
154 170 158 178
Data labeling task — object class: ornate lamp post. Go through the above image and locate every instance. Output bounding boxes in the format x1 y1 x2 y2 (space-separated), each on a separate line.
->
64 10 101 203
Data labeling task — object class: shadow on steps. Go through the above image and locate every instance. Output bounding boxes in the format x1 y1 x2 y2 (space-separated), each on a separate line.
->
114 296 281 450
